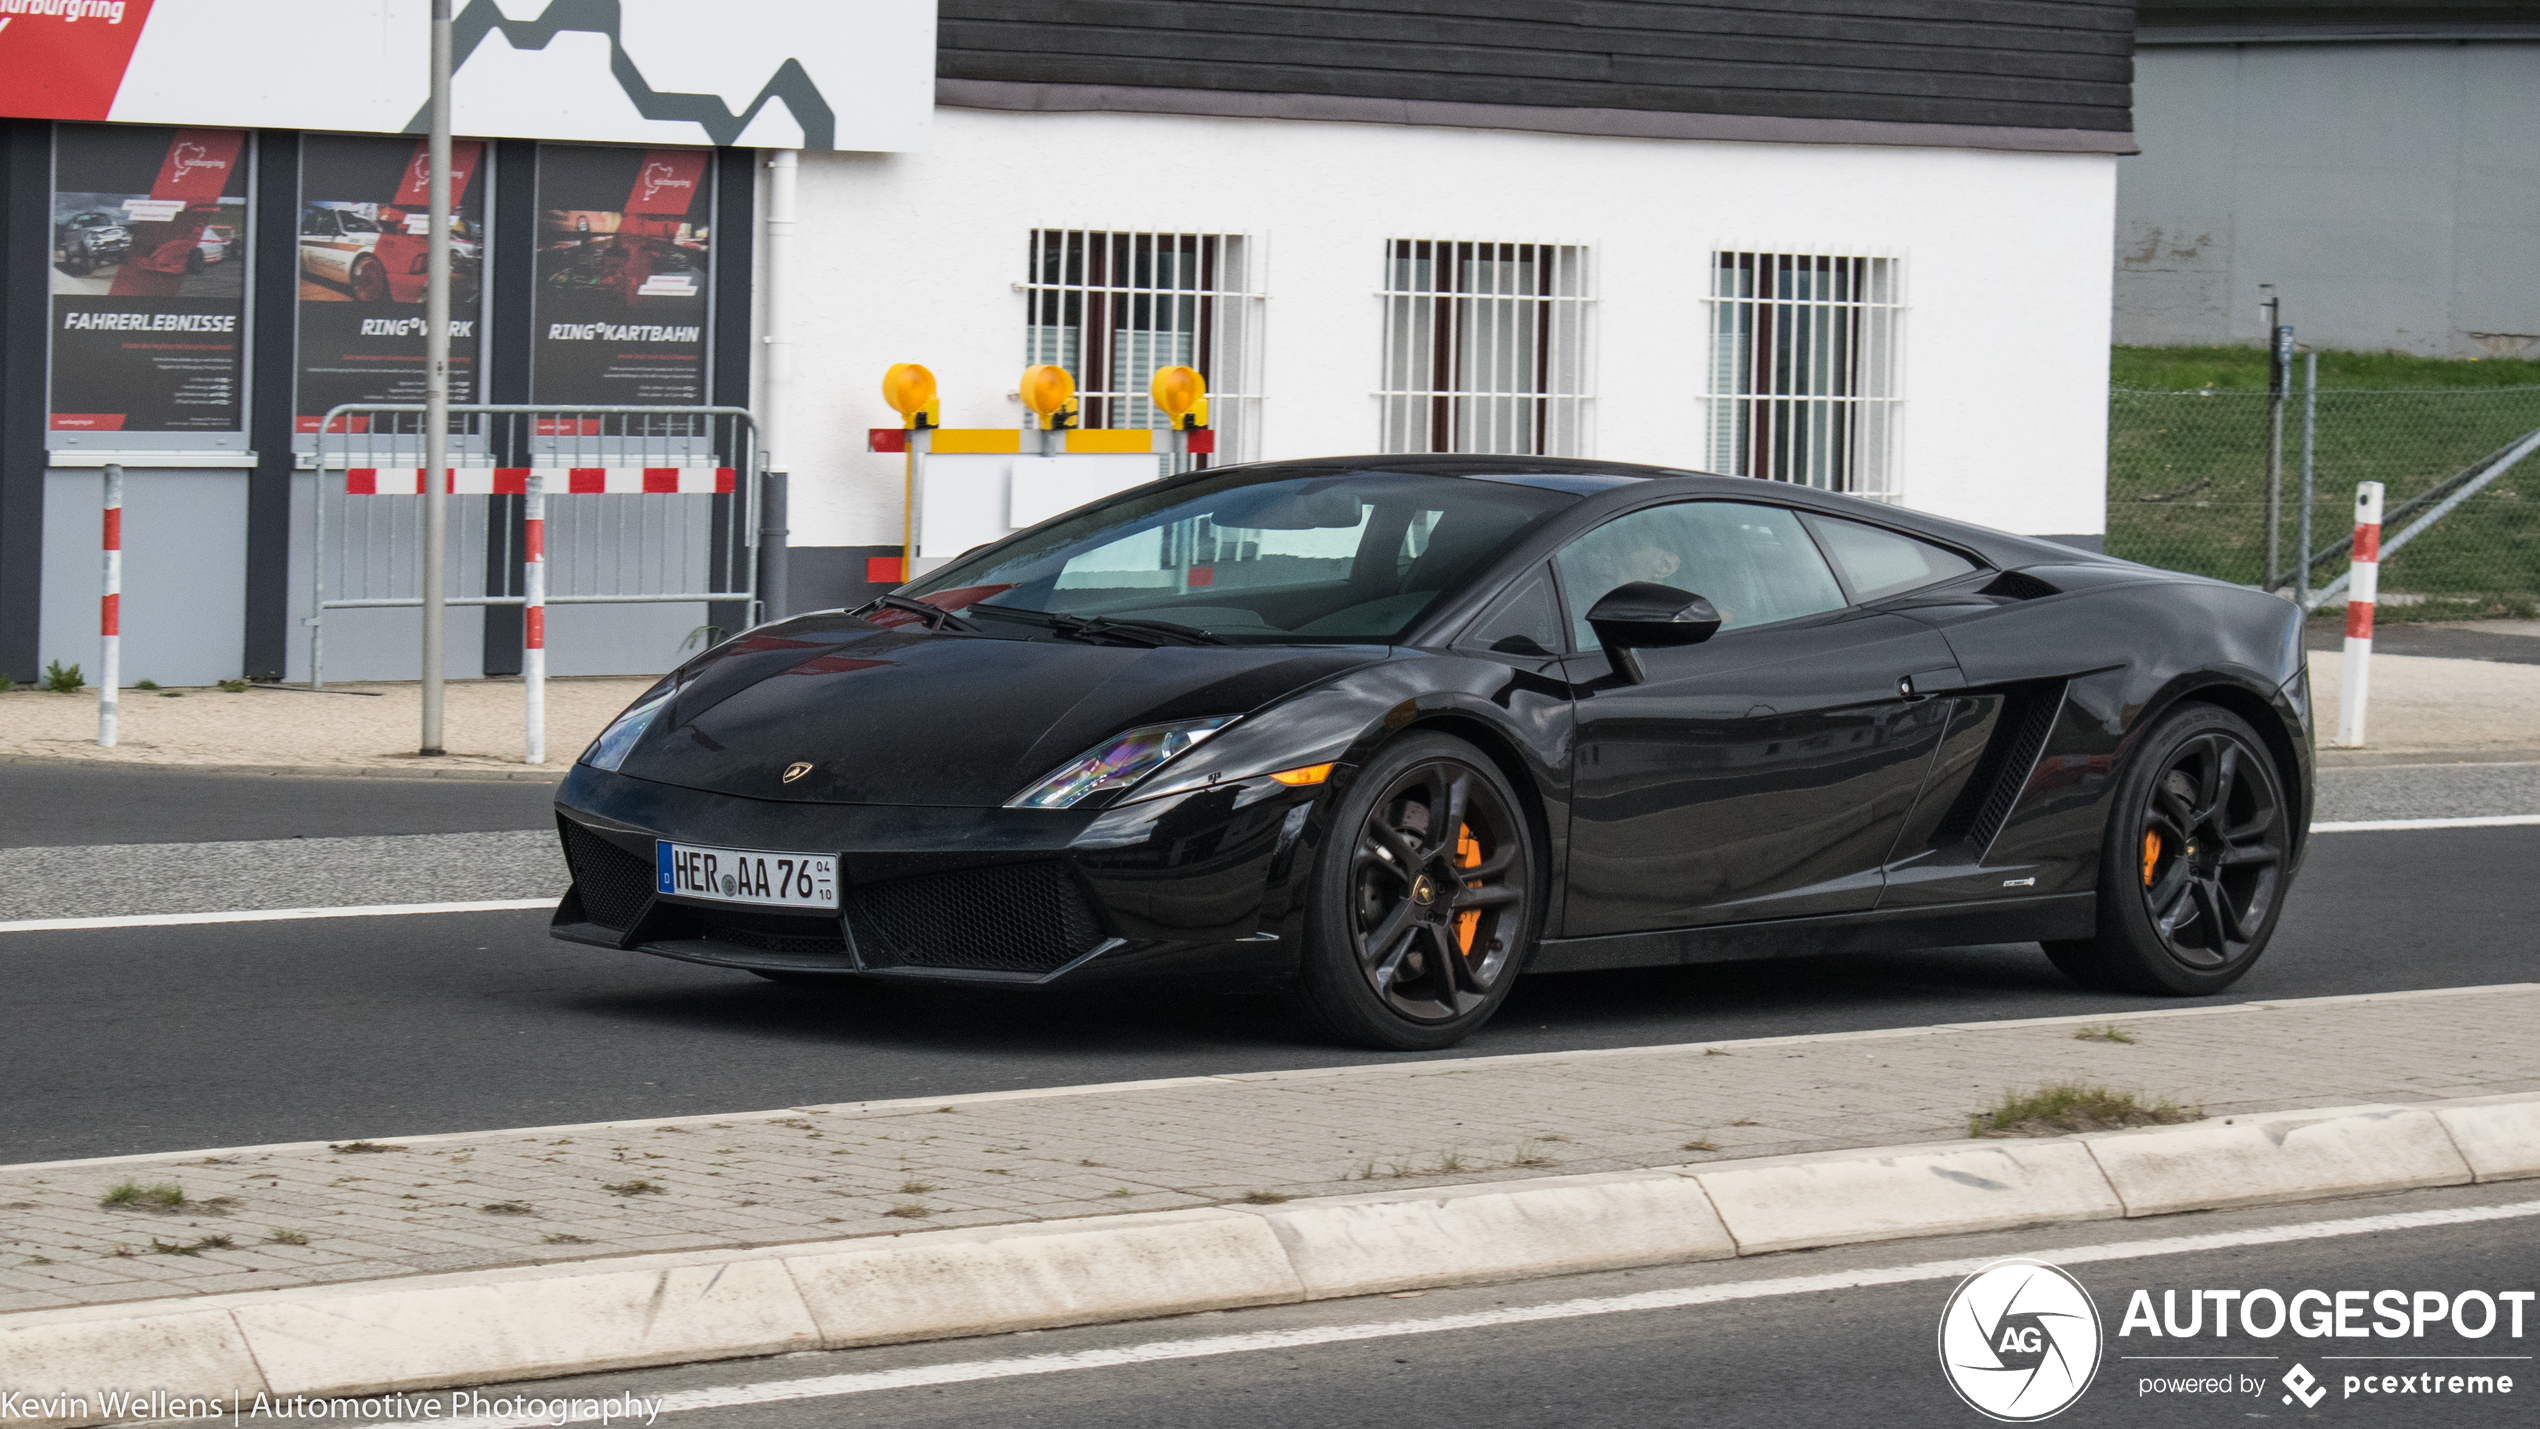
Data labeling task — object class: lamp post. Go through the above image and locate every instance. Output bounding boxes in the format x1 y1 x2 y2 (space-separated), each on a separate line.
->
419 0 453 755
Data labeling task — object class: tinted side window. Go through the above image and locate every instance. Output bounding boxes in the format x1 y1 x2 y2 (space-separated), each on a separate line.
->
1802 515 1979 603
1553 501 1846 648
1459 566 1565 658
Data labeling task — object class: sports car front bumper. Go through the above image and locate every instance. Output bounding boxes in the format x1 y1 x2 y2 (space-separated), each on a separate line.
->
550 763 1334 987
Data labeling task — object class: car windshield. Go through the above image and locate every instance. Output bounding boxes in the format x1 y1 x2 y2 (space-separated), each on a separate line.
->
902 466 1577 644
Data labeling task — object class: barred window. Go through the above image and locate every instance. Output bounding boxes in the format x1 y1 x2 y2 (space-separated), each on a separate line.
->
1380 240 1592 457
1706 253 1902 499
1023 230 1263 466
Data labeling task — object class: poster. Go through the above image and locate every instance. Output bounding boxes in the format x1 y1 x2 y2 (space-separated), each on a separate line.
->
531 145 711 408
295 134 486 433
48 122 248 434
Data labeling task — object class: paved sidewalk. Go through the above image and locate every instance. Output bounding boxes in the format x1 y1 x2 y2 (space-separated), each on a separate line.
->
2 984 2531 1317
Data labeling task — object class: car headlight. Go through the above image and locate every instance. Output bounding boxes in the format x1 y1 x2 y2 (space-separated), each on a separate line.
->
1006 717 1238 809
581 685 676 771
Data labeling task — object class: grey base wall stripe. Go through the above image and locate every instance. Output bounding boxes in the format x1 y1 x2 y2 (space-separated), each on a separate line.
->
935 80 2138 156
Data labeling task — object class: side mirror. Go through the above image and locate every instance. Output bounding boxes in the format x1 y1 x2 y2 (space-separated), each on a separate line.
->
1585 581 1720 684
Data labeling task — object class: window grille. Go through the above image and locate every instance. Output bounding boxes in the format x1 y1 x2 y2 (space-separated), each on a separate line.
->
1706 252 1902 499
1379 240 1592 457
1023 230 1264 468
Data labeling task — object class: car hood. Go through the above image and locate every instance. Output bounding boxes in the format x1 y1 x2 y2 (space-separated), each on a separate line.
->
613 616 1387 807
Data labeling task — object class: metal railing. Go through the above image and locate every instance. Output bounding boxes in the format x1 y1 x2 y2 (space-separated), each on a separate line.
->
310 403 759 695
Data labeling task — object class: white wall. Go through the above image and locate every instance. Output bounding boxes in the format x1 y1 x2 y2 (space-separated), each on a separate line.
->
780 108 2116 543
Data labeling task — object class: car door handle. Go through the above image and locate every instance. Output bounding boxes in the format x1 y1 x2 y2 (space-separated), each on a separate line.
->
1898 666 1968 699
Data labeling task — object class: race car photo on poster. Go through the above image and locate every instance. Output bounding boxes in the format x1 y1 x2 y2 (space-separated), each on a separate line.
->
550 456 2314 1050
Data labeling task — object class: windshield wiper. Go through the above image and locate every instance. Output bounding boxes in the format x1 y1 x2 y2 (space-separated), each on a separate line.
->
854 593 978 633
970 604 1229 648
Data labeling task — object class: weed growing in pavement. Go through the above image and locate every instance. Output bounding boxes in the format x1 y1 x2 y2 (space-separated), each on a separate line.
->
149 1235 232 1256
1510 1148 1556 1169
160 690 184 698
2073 1024 2138 1044
1730 1118 1762 1127
104 1243 133 1258
1704 1048 1731 1057
0 673 13 692
601 1179 663 1197
1436 1151 1467 1174
266 1229 308 1245
1535 1134 1568 1142
883 1204 935 1219
542 1233 592 1245
1680 1140 1720 1153
479 1202 535 1216
1970 1083 2199 1138
329 1141 406 1154
133 679 158 690
100 1181 189 1211
218 679 248 692
1239 1191 1291 1205
43 661 82 693
897 1181 935 1195
1106 1188 1134 1199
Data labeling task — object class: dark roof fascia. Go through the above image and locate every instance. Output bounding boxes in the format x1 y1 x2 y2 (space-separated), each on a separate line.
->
937 79 2138 156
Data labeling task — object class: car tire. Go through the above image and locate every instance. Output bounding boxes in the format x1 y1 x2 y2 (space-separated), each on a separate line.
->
1290 732 1540 1051
349 255 388 303
62 245 91 277
184 249 204 274
2043 702 2293 996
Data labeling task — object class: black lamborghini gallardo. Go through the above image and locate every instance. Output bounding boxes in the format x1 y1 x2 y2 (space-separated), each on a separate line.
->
551 456 2312 1049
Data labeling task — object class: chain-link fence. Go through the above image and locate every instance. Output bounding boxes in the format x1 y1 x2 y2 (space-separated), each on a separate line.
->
2108 386 2540 615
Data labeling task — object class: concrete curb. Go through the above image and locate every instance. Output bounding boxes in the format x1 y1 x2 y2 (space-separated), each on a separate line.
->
5 1091 2534 1425
0 753 565 783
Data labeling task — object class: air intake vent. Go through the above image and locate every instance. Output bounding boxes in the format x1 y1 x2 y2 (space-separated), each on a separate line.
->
563 822 654 931
1981 570 2061 601
1966 687 2066 852
845 862 1107 975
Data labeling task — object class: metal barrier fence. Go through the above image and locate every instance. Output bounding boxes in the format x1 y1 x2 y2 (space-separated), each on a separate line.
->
2108 386 2540 615
312 404 759 693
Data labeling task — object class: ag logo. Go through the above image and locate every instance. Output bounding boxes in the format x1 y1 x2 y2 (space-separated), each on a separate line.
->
1938 1258 2102 1421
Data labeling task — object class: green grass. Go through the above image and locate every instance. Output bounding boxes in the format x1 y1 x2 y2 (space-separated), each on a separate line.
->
1969 1084 2199 1139
2107 383 2540 595
100 1181 186 1211
2115 345 2540 392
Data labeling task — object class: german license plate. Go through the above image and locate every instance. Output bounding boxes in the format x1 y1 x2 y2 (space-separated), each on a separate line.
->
656 841 838 910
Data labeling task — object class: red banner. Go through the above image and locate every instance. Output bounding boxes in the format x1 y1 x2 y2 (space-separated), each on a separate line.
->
147 126 241 200
390 137 483 207
0 0 157 121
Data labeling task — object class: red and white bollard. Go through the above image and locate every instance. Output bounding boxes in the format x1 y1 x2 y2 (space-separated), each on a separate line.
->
524 470 547 764
97 463 122 748
2335 480 2383 748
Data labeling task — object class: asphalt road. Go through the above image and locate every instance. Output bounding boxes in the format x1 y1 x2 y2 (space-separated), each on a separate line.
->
0 760 558 848
356 1181 2540 1429
2304 619 2540 666
3 819 2533 1163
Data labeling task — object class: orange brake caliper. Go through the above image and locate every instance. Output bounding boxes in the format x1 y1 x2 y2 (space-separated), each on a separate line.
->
1454 824 1484 954
2141 829 2162 887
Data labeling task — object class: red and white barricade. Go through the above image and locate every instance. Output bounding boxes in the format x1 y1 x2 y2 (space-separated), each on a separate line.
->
341 467 736 495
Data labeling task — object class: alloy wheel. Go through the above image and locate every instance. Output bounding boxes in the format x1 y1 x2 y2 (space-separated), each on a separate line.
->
2136 729 2284 969
1347 758 1528 1022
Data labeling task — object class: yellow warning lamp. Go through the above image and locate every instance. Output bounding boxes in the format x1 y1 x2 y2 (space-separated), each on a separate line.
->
1150 365 1209 431
881 363 939 430
1019 364 1080 430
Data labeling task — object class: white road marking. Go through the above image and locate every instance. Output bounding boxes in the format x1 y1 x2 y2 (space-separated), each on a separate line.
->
0 898 553 935
2311 814 2540 833
464 1199 2540 1425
